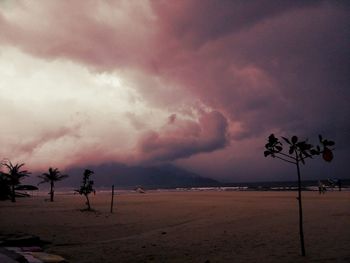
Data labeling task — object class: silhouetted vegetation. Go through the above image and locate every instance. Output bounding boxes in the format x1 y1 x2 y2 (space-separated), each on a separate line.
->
0 170 11 200
264 134 335 256
75 169 95 210
1 161 31 202
38 167 68 202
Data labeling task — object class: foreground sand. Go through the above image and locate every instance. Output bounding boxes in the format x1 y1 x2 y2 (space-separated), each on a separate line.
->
0 191 349 263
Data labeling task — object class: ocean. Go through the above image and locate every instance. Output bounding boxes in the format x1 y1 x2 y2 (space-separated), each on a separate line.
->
30 179 350 196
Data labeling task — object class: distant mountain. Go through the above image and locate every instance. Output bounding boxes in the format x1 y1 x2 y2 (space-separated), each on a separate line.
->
63 163 220 189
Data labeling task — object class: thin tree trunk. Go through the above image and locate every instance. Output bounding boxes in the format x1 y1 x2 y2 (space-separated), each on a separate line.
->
11 184 15 202
296 157 306 256
85 194 91 210
50 181 54 202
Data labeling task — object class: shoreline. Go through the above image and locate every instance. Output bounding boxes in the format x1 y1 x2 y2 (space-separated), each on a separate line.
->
24 181 350 196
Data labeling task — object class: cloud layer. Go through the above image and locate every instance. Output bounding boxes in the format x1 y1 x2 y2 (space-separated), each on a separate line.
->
0 1 348 180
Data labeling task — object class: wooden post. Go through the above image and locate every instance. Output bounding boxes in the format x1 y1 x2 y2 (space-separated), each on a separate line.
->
110 184 115 213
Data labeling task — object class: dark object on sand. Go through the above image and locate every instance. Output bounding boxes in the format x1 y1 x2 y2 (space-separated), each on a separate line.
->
0 234 68 262
264 134 335 257
0 234 50 247
135 186 146 193
15 185 38 191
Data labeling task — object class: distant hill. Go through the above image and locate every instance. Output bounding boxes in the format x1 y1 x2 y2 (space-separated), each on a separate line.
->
63 163 220 189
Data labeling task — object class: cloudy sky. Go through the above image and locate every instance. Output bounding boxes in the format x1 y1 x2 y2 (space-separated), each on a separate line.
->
0 0 349 182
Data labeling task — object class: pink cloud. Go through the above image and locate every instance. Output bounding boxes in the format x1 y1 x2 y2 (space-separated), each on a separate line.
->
0 1 156 70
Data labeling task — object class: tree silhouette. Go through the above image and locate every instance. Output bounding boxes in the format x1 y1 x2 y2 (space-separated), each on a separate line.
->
38 167 68 202
264 134 335 256
75 169 95 210
2 162 31 202
0 171 11 200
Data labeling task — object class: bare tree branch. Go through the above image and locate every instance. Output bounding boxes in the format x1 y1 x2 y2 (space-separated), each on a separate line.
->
274 155 297 164
278 152 296 160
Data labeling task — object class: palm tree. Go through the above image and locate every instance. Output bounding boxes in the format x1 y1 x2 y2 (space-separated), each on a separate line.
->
38 167 68 202
3 162 31 202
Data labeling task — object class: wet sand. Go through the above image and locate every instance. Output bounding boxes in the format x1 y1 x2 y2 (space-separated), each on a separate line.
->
0 191 349 262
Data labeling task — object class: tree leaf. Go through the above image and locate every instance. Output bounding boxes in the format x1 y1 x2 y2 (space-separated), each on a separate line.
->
327 140 335 146
304 143 312 150
264 151 271 157
269 134 275 140
275 146 283 152
268 134 276 144
282 136 291 144
289 147 294 154
291 136 298 144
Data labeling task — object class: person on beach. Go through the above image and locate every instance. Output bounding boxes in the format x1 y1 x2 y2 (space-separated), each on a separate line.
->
318 181 326 194
318 181 322 194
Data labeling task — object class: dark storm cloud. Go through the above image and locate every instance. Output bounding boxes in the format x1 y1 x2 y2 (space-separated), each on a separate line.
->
135 111 229 163
151 0 350 141
151 0 322 48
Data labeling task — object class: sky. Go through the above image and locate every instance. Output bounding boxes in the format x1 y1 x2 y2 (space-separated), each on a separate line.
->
0 0 349 182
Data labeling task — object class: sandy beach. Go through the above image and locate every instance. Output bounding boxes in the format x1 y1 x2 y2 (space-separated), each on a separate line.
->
0 191 349 263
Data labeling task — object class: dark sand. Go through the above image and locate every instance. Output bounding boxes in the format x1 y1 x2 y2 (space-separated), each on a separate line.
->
1 191 349 262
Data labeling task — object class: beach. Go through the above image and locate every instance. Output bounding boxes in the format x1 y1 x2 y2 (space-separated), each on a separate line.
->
0 191 349 263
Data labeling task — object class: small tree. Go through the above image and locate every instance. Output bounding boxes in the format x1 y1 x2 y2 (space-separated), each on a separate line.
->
75 169 95 210
38 167 68 202
2 162 31 202
264 134 335 256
